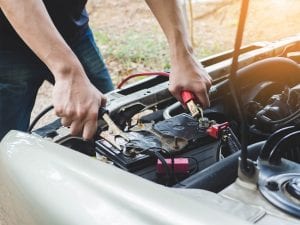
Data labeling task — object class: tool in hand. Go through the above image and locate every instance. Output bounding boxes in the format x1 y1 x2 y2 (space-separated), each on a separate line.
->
181 90 204 119
98 107 129 142
181 91 215 129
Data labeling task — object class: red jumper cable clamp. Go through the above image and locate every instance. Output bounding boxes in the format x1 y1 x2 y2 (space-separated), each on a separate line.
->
181 90 203 118
206 122 229 139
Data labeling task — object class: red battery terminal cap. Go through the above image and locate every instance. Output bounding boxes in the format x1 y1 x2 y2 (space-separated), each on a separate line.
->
206 122 229 139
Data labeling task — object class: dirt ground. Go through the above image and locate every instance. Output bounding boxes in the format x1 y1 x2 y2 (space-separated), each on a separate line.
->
32 0 300 126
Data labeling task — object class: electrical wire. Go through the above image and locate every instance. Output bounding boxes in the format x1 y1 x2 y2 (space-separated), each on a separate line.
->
141 147 172 185
141 147 197 185
154 151 173 186
170 156 199 187
117 72 169 89
269 130 300 164
258 108 300 125
27 105 54 132
276 112 300 128
260 126 296 160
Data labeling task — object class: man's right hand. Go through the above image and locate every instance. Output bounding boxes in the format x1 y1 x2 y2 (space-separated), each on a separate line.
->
52 68 106 140
0 0 107 140
0 0 107 139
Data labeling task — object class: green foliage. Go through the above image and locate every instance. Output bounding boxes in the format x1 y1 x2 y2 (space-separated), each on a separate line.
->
94 29 170 71
195 42 224 58
93 28 224 81
94 31 110 45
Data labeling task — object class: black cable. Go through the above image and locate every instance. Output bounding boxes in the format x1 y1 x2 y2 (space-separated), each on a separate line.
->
154 151 172 185
268 130 300 165
160 148 176 183
257 108 300 124
28 105 54 132
141 147 172 185
171 154 175 181
275 113 300 129
141 147 198 185
228 0 254 176
170 156 199 187
260 126 296 160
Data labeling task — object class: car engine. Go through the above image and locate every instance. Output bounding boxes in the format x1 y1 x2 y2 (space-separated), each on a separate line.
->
27 35 300 224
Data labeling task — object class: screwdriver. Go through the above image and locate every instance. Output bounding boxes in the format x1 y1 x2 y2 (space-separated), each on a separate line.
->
98 107 129 142
181 90 204 119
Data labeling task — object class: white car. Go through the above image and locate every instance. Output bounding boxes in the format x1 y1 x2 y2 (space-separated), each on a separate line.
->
1 16 300 225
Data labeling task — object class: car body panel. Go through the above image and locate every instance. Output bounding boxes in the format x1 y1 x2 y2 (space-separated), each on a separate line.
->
0 131 250 225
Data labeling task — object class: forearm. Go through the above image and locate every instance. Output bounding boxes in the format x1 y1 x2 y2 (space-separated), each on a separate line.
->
0 0 82 80
145 0 192 58
0 0 106 139
146 0 211 107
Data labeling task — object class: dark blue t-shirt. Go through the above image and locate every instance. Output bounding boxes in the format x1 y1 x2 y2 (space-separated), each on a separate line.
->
0 0 89 48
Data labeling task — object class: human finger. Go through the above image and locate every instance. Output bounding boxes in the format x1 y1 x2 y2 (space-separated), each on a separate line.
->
70 120 84 137
61 117 72 127
82 119 97 140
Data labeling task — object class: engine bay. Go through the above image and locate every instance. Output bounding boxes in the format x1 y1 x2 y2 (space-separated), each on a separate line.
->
31 36 300 223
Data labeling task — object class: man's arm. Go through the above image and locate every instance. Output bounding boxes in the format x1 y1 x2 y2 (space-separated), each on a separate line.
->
0 0 105 139
145 0 212 107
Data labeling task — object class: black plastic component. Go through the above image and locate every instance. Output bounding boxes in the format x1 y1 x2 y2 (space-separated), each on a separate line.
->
153 113 207 140
173 141 264 192
115 103 145 129
266 181 279 192
237 57 300 89
98 107 109 118
218 127 241 158
33 119 62 138
268 130 300 165
254 87 300 133
122 131 162 152
95 138 154 172
59 137 96 157
286 178 300 200
260 126 296 160
135 141 219 185
46 130 59 138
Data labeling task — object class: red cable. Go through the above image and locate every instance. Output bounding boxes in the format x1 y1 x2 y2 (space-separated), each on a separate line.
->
117 72 170 89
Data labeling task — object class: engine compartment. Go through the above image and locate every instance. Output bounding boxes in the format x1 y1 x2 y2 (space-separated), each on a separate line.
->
33 60 300 182
31 36 300 223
